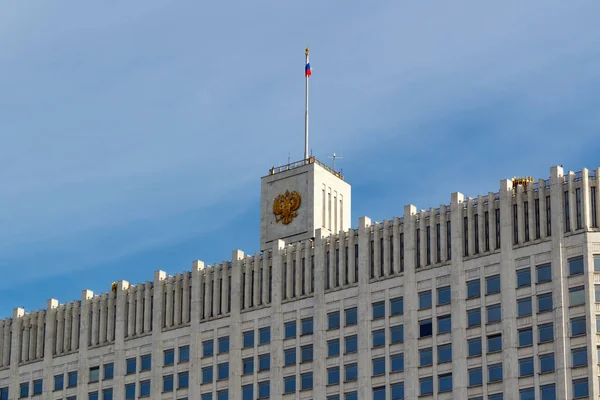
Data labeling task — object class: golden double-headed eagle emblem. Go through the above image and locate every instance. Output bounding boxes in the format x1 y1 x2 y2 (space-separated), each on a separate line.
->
273 190 301 225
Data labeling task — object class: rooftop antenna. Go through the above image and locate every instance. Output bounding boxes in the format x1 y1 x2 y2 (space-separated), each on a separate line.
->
327 152 343 171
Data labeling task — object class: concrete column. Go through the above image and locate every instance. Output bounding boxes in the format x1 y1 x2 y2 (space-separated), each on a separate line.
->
212 265 221 317
113 281 130 400
166 278 174 328
174 275 182 326
339 231 348 285
56 306 64 354
428 210 437 264
419 211 427 267
9 308 24 397
467 198 475 256
137 283 145 332
99 294 107 345
312 229 327 398
183 272 191 323
2 317 11 367
373 224 381 278
70 301 79 352
230 250 245 400
568 172 577 232
295 244 303 296
151 271 167 397
0 321 4 367
285 248 293 299
20 315 29 363
583 233 599 398
262 255 269 305
107 294 115 342
245 257 253 307
64 303 72 352
127 288 135 336
189 261 205 400
582 168 591 229
143 282 152 332
91 297 99 346
357 217 373 400
440 205 448 262
28 315 36 361
527 185 535 241
515 186 524 245
37 309 44 358
402 205 418 398
488 192 498 249
477 196 485 253
43 300 58 393
550 166 569 398
331 234 339 287
304 239 313 294
269 240 285 397
346 229 355 283
77 291 94 397
204 268 213 318
254 254 262 306
539 182 548 239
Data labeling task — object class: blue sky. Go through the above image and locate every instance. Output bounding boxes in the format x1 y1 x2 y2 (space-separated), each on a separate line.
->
2 1 600 318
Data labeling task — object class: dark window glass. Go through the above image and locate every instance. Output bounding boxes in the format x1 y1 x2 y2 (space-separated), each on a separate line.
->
328 366 340 384
419 347 433 366
541 384 556 400
217 389 228 400
439 373 452 393
518 297 532 317
126 358 136 375
391 383 404 400
217 362 229 380
345 363 357 382
163 349 174 366
203 340 214 357
345 307 357 326
242 385 253 400
163 374 174 392
284 321 296 338
571 316 586 336
372 357 386 376
202 366 213 383
516 268 531 287
486 275 500 294
328 339 340 357
518 328 533 347
570 286 585 306
391 325 404 343
487 304 501 323
468 337 482 357
419 319 432 338
540 353 555 373
328 311 340 329
538 293 553 312
437 286 451 305
438 343 452 363
54 374 64 390
301 372 313 390
345 335 358 353
103 363 114 380
520 388 535 400
125 383 135 400
284 348 296 365
301 345 313 362
243 331 254 348
573 378 588 398
467 308 481 327
468 367 482 387
68 371 78 388
301 318 313 335
179 345 189 363
487 334 502 353
420 376 433 395
258 381 269 399
437 315 451 334
218 336 229 353
373 386 386 400
259 327 270 344
390 353 404 372
572 347 587 367
569 256 584 276
139 380 150 396
537 263 552 283
242 357 254 374
284 376 296 393
89 366 100 383
19 383 29 400
258 353 270 371
539 323 554 343
390 297 403 315
372 301 385 319
32 380 42 395
488 363 503 382
467 280 480 298
519 357 534 377
419 291 432 309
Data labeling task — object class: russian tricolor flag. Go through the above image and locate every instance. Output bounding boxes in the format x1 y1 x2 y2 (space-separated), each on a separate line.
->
305 55 312 77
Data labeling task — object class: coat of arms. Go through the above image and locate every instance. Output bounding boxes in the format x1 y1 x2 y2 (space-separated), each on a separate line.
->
273 190 302 225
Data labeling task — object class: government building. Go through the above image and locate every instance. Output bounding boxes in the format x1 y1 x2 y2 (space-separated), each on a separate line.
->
0 159 599 400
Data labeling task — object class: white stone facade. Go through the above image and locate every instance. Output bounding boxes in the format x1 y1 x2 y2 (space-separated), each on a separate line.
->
0 165 599 400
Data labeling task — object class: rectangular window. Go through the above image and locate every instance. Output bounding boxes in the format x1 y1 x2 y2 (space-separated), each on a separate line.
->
372 329 385 348
327 339 339 357
328 311 340 329
284 321 296 338
345 335 358 353
390 353 404 372
592 187 597 227
438 343 452 363
541 384 556 399
487 334 502 353
516 268 531 287
328 366 340 384
437 286 451 305
218 336 229 353
486 274 500 294
467 308 481 327
163 375 174 392
242 357 254 374
217 362 229 380
537 292 553 312
420 376 433 395
468 367 482 387
125 383 135 400
571 316 586 336
68 371 78 388
419 347 433 366
102 388 113 400
484 211 490 251
565 190 571 232
488 363 503 382
419 319 432 338
495 208 501 248
535 198 540 239
284 348 296 366
372 301 385 319
161 349 174 367
345 307 357 326
447 221 452 260
202 366 213 383
258 381 269 399
572 347 587 367
54 375 64 390
569 256 584 276
537 263 552 283
284 376 296 394
217 389 228 400
468 337 482 357
390 325 404 343
439 373 452 393
344 363 357 382
539 323 554 343
390 297 403 315
242 384 253 400
203 339 214 357
32 380 42 395
126 357 136 375
243 330 254 348
437 315 451 334
540 353 555 373
513 204 519 244
570 286 585 306
301 317 313 335
258 353 270 371
467 279 480 298
576 187 582 229
518 297 532 317
103 363 114 380
518 328 533 347
259 327 270 344
524 201 529 242
487 304 501 323
573 378 589 398
463 216 469 256
300 345 313 363
179 345 189 363
89 366 100 383
419 290 432 309
373 386 386 400
372 357 386 376
474 213 479 254
178 372 189 389
519 357 534 377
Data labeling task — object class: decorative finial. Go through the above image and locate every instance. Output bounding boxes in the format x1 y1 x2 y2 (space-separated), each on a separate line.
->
305 47 309 56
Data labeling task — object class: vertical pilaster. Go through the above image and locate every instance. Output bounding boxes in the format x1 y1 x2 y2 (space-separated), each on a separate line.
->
77 290 93 398
189 261 205 400
357 216 373 400
222 263 230 313
402 205 418 398
127 288 135 336
56 306 64 354
477 195 485 253
91 297 99 346
269 240 285 397
143 282 152 333
230 250 244 400
64 303 72 351
183 272 191 323
212 266 221 317
9 308 23 396
516 185 525 245
440 205 448 262
419 211 427 267
107 294 115 342
21 315 29 363
295 244 303 296
467 198 475 256
392 218 401 274
151 271 167 398
584 232 599 398
373 224 381 278
113 280 130 400
348 229 356 283
245 257 253 307
539 181 548 239
137 284 144 332
527 185 535 241
253 254 262 307
582 168 591 229
488 192 498 249
174 275 182 326
384 220 392 276
71 301 79 352
166 278 174 328
99 294 107 345
42 300 58 393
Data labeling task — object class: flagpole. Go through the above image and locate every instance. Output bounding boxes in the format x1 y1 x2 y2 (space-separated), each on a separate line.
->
304 47 309 161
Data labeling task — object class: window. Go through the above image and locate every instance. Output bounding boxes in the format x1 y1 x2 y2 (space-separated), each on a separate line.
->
242 385 253 400
243 330 254 348
179 345 189 363
54 374 64 390
488 334 502 353
572 347 587 367
90 366 100 383
328 339 339 357
0 387 8 400
468 367 482 387
345 335 358 353
102 388 113 400
540 353 555 373
345 392 358 400
328 366 340 384
520 388 534 400
518 328 533 347
487 304 501 323
258 381 269 399
242 357 254 374
570 286 585 306
345 363 358 382
345 307 357 326
372 357 385 376
202 366 213 383
372 329 385 348
203 339 214 357
516 268 531 287
201 394 212 400
284 321 297 338
519 357 534 377
68 371 78 387
488 363 503 382
103 363 114 380
391 297 403 315
373 386 386 400
217 362 229 380
372 301 385 319
438 373 452 393
518 297 532 317
301 317 313 335
32 379 42 395
573 378 589 398
489 394 503 400
467 279 480 298
284 376 296 393
538 293 553 312
438 343 452 363
19 383 28 399
89 391 98 400
420 376 433 395
596 284 600 302
163 349 174 366
419 319 432 338
539 323 554 343
258 353 270 371
595 255 600 272
391 353 404 372
537 263 552 283
419 347 433 366
218 336 229 353
301 372 313 389
217 390 228 400
437 286 451 305
391 324 404 343
126 357 136 374
468 337 482 357
541 384 556 400
438 314 451 334
467 308 481 327
163 374 174 392
284 348 296 365
486 275 501 294
125 383 135 400
328 311 340 329
419 290 432 309
301 345 313 362
569 256 584 276
571 316 586 336
391 383 404 400
259 327 270 344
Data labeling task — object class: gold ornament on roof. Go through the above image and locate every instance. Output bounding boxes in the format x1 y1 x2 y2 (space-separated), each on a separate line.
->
273 190 302 225
512 176 535 191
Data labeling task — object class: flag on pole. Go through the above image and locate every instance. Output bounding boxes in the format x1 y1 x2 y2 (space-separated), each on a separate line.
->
305 50 312 77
